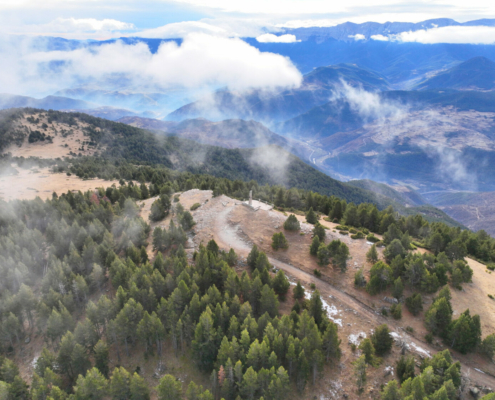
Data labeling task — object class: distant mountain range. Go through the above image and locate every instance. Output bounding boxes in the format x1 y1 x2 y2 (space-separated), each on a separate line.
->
281 18 495 42
415 56 495 91
168 64 390 123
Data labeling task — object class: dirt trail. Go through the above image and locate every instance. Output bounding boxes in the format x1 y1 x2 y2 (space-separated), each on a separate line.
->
209 200 495 390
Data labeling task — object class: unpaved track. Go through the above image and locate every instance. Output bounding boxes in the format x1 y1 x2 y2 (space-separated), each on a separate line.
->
213 204 495 389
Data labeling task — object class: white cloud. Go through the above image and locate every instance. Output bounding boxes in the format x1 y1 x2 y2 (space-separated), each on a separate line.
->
256 33 299 43
135 21 227 38
349 33 365 41
394 26 495 44
47 18 135 33
371 34 389 41
0 33 302 96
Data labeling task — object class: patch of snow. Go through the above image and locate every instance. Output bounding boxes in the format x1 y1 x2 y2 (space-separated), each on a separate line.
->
384 365 394 376
348 332 367 346
366 241 375 245
32 356 39 368
409 342 431 358
391 332 431 358
474 368 485 374
304 291 343 326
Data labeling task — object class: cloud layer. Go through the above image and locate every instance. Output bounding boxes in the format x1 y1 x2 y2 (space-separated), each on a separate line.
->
256 33 298 43
0 33 302 96
393 26 495 44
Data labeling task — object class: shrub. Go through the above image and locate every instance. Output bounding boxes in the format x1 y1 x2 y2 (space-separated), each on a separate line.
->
190 203 201 211
425 333 433 344
314 269 322 278
366 244 378 263
405 293 423 316
313 223 326 241
306 207 317 224
349 228 358 234
272 232 289 250
310 235 320 256
371 324 393 356
366 261 393 295
310 283 316 290
339 231 349 235
284 214 301 231
293 281 305 300
366 234 380 243
487 263 495 271
354 269 366 288
391 303 402 320
173 195 180 202
351 232 365 239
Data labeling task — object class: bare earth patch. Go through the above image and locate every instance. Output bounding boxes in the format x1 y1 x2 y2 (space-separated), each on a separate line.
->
0 166 121 201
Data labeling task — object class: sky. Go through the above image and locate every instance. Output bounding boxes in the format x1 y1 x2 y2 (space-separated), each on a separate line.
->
0 0 495 40
1 0 495 100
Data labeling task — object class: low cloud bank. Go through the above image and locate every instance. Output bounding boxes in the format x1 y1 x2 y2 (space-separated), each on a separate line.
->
0 33 302 96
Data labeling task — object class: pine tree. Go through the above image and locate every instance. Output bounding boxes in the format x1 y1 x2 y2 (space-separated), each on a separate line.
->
156 375 182 400
358 339 376 365
353 355 367 393
247 245 260 270
366 244 378 263
381 379 401 400
317 244 330 266
392 277 404 299
241 367 258 400
110 367 131 400
293 281 305 300
313 223 325 241
272 270 290 300
396 355 415 383
371 324 393 356
73 368 108 400
94 340 109 378
309 235 320 256
283 214 300 231
306 207 317 224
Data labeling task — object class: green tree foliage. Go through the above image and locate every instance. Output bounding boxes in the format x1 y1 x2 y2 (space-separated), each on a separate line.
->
156 375 182 400
283 214 300 231
366 261 393 295
371 324 393 356
447 310 481 353
271 232 289 250
353 355 367 393
312 223 326 241
293 281 305 300
405 293 423 316
149 195 171 222
272 270 290 300
396 355 416 383
309 235 320 256
481 333 495 360
306 207 317 224
366 244 379 263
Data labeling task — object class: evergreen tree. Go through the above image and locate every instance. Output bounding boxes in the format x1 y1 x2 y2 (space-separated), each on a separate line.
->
306 207 317 224
272 270 290 300
247 245 260 270
313 223 326 241
283 214 300 231
366 244 378 263
309 235 320 256
392 277 404 299
94 340 110 378
353 355 367 393
293 281 305 300
317 244 330 266
405 293 423 316
358 339 376 365
72 368 108 400
396 355 415 383
110 367 131 400
156 375 182 400
130 373 150 400
371 324 393 356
